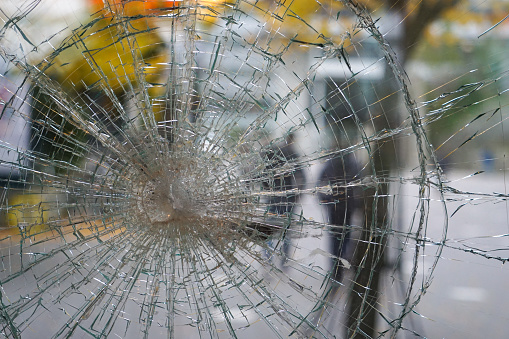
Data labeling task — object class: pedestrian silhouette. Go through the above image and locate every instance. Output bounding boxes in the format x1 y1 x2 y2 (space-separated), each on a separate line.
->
319 153 358 282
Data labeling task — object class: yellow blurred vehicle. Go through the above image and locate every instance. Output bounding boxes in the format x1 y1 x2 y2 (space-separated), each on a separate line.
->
30 0 178 173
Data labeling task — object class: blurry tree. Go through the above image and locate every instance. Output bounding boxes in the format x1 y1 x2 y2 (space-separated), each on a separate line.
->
339 2 460 337
376 0 460 63
259 0 509 62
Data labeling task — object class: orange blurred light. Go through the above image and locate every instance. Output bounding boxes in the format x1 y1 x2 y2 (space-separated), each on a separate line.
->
88 0 182 14
199 0 222 4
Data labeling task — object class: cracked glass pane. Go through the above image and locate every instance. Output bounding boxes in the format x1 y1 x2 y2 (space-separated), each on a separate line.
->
0 0 508 338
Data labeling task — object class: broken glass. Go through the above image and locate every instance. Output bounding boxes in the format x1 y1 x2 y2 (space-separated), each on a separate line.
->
0 0 508 338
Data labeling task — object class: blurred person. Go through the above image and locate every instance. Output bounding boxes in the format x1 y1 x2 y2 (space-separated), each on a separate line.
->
262 132 305 263
264 132 304 216
319 152 358 283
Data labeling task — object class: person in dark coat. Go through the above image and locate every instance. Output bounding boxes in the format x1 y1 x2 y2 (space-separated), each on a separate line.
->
262 132 304 262
264 132 304 217
318 152 358 282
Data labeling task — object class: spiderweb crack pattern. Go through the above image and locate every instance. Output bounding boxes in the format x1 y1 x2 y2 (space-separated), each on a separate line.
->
0 0 508 338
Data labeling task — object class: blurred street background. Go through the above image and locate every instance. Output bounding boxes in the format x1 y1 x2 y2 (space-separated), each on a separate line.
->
1 0 509 338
